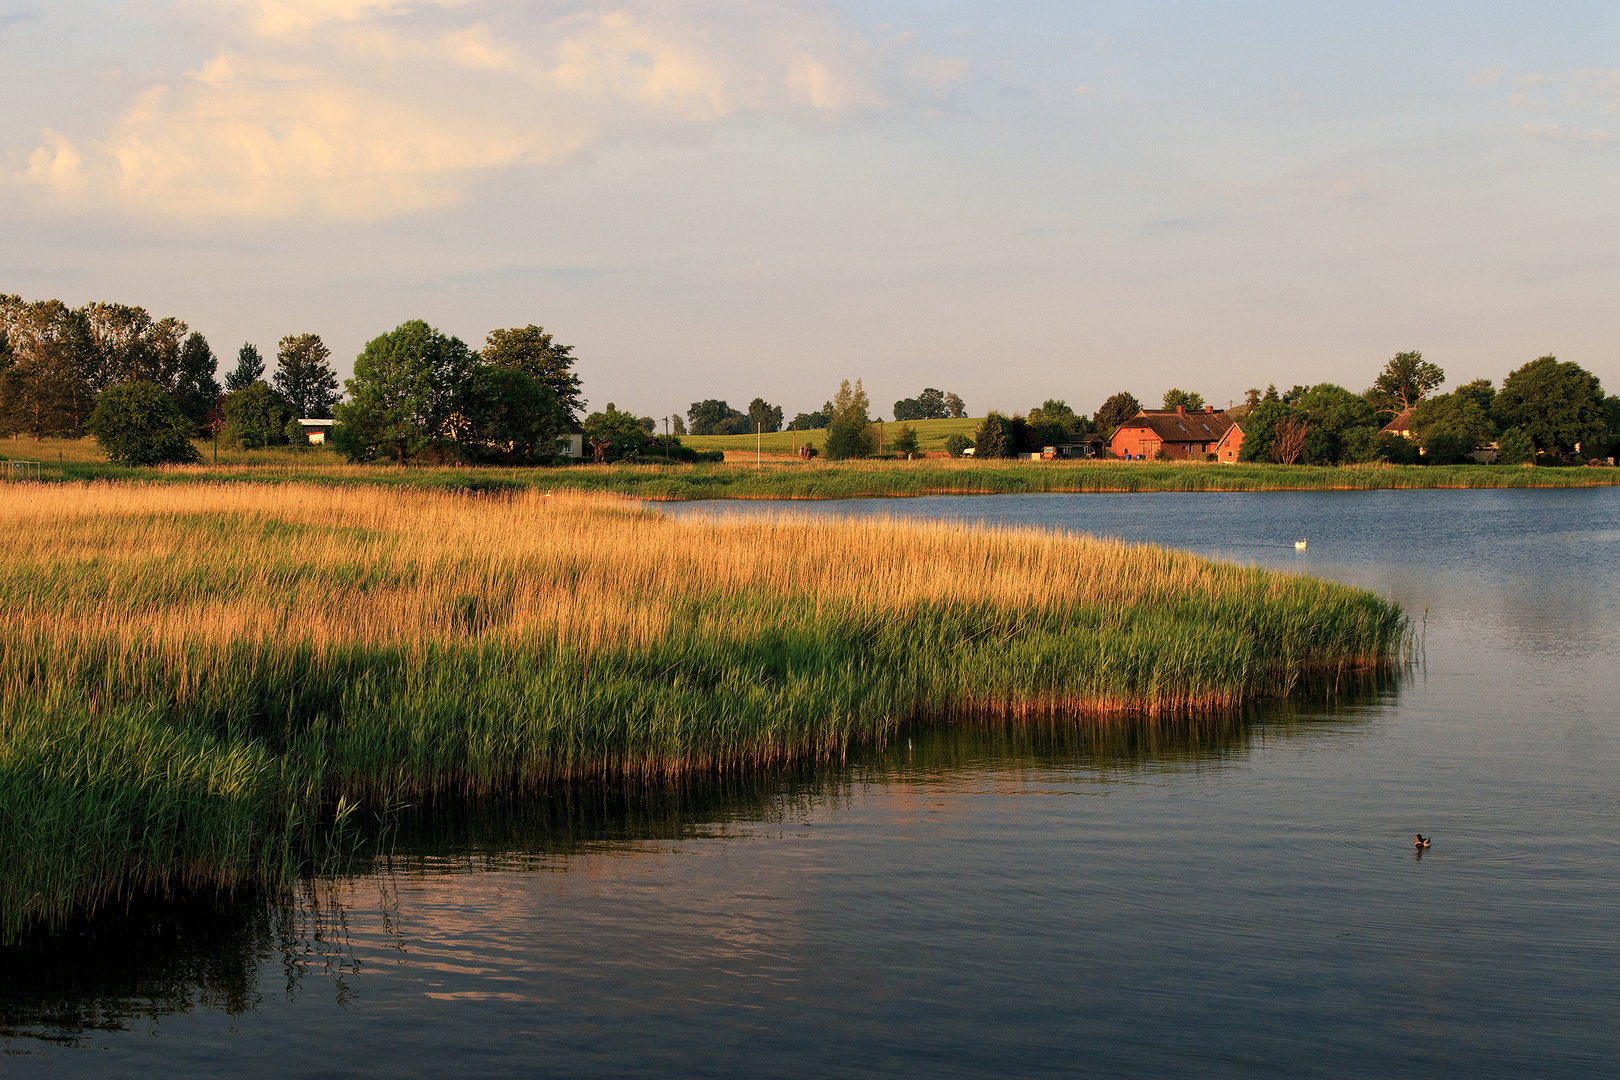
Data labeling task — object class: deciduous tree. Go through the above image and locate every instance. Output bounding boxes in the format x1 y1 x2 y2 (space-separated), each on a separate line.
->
86 381 201 465
334 320 474 463
1161 388 1205 411
482 325 584 421
687 399 749 436
823 379 876 459
453 366 567 465
747 397 783 433
1093 392 1141 436
223 381 295 449
1493 355 1606 457
1368 350 1445 414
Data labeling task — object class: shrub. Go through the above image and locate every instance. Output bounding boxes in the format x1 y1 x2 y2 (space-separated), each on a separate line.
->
1419 429 1472 465
973 412 1016 458
86 382 202 466
1497 427 1535 466
890 424 919 455
223 381 295 450
943 433 973 458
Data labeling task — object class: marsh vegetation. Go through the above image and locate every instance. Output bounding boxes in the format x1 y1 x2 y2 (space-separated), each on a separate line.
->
0 481 1408 938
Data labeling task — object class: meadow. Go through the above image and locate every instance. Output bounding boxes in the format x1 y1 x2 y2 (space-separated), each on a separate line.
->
0 481 1407 940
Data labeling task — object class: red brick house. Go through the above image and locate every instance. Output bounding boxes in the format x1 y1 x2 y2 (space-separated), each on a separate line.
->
1213 420 1244 462
1109 406 1237 460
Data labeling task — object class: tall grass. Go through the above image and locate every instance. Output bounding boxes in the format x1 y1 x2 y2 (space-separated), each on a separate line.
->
0 482 1405 939
23 452 1620 499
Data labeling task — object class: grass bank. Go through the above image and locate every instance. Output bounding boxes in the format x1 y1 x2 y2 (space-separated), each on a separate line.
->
7 441 1620 500
0 482 1405 939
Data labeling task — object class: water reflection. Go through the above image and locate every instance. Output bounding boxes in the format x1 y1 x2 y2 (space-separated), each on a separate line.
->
0 693 1392 1046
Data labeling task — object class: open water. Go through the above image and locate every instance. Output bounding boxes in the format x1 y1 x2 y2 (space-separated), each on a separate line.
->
4 488 1617 1077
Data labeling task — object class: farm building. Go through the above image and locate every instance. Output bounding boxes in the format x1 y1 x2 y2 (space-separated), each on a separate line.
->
1108 406 1238 461
296 418 335 444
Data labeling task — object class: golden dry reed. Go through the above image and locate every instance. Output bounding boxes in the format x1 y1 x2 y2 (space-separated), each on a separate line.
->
0 482 1405 938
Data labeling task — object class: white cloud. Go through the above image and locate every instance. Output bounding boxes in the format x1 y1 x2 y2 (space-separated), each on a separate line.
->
18 1 960 219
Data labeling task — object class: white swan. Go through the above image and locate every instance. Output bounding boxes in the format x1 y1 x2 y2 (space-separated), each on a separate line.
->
1295 539 1307 550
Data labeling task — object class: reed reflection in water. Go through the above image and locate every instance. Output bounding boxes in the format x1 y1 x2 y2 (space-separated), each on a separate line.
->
0 696 1379 1053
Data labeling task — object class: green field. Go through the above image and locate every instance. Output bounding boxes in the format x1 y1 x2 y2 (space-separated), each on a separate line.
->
679 416 980 454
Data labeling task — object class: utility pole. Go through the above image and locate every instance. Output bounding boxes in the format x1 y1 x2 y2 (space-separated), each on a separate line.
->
757 421 762 466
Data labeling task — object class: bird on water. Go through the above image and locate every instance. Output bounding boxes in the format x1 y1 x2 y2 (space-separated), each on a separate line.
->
1413 834 1431 849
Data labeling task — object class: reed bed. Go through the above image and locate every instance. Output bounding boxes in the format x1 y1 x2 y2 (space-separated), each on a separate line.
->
25 453 1620 500
0 482 1405 940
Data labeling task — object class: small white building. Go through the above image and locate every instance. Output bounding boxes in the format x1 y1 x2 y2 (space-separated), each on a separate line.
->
298 419 335 444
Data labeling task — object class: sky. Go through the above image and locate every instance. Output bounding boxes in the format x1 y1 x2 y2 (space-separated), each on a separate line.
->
3 1 1618 421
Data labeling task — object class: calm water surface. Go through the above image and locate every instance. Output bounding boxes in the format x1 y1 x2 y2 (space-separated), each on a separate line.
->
4 489 1617 1077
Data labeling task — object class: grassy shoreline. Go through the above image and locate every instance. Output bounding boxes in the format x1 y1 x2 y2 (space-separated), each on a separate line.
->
1 482 1407 939
7 450 1620 501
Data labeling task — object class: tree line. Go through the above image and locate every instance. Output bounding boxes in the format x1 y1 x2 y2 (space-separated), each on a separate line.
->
953 353 1618 465
1230 352 1619 466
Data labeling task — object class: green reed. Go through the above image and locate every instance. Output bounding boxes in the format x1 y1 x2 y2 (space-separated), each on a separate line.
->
0 484 1406 941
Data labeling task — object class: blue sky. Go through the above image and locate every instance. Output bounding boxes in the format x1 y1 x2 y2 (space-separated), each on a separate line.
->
4 1 1617 420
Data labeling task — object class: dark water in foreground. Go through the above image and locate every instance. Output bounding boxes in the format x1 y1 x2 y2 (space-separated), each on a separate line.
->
5 489 1619 1077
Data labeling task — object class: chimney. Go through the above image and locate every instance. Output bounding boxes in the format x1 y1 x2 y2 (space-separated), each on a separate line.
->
1176 405 1184 415
1205 405 1213 412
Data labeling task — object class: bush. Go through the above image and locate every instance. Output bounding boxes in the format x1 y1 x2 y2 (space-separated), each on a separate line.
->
1496 427 1536 466
283 418 311 450
1202 452 1217 462
1420 429 1472 465
943 433 973 458
223 382 295 450
1154 447 1174 462
86 382 202 466
890 424 919 455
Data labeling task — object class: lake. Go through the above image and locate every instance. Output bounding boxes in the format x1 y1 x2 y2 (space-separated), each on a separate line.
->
4 488 1617 1077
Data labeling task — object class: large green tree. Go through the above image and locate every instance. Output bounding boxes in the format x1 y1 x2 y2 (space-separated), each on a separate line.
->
482 325 585 421
1161 388 1205 411
453 366 567 465
894 388 952 421
1493 355 1607 457
1239 385 1380 465
1367 350 1445 415
747 397 783 433
1411 379 1497 450
273 333 340 418
86 381 201 465
223 381 295 449
1093 391 1141 436
583 403 655 462
334 320 475 463
687 399 749 436
823 379 876 459
1294 384 1379 464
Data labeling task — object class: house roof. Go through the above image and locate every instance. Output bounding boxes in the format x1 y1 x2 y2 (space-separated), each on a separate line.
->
1381 407 1414 434
1117 409 1235 443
